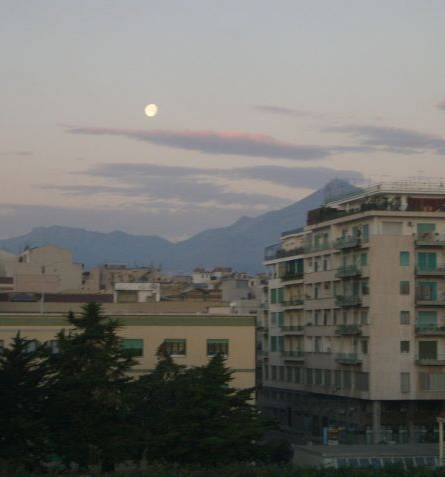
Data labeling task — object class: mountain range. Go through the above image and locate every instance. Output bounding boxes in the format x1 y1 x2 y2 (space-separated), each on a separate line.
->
0 179 358 273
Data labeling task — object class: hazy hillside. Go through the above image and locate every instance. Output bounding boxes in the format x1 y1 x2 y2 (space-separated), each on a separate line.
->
0 179 358 273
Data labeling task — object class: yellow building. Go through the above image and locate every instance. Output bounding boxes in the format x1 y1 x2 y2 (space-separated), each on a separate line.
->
0 313 256 389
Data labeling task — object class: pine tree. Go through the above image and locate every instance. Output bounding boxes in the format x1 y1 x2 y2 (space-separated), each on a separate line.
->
134 351 275 465
0 333 50 471
47 303 136 471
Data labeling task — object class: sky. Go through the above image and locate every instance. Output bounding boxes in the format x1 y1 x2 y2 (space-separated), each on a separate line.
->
1 0 445 240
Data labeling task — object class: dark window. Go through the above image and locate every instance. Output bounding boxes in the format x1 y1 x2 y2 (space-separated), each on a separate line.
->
164 339 186 356
207 339 229 356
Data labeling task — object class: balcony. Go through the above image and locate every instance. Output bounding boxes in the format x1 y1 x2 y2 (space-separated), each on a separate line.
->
335 353 362 365
416 354 445 366
415 325 445 336
281 271 304 282
257 350 269 359
336 294 361 307
335 325 362 336
334 236 361 250
264 243 305 261
282 298 304 308
416 267 445 277
415 233 445 248
415 295 445 307
280 325 305 335
304 242 332 253
335 265 362 279
282 350 305 362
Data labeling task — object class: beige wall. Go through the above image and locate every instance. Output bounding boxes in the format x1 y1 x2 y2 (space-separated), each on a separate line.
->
0 315 256 390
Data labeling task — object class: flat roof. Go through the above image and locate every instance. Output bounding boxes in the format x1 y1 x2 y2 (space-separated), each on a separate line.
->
0 313 256 327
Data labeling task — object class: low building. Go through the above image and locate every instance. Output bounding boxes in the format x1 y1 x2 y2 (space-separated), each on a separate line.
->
0 312 256 389
0 245 83 293
113 282 161 303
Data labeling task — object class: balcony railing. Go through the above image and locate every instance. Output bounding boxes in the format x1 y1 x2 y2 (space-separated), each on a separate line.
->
280 325 305 334
335 353 362 365
415 294 445 307
282 298 304 307
416 267 445 276
335 294 361 307
415 325 445 336
416 354 445 366
335 265 362 279
257 350 269 359
334 236 361 250
280 272 304 281
282 350 305 361
304 242 332 253
264 243 305 261
415 233 445 247
335 325 362 336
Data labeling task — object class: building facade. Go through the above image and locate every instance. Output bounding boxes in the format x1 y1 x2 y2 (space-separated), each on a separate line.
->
0 313 255 389
260 182 445 445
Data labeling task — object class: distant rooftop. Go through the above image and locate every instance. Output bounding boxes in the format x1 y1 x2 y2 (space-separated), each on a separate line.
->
324 180 445 207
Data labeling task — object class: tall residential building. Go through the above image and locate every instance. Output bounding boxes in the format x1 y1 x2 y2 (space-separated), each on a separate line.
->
260 182 445 445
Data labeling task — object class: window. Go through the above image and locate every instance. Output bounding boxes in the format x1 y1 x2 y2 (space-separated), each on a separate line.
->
207 339 229 356
417 223 436 234
314 336 322 352
417 252 437 272
417 311 437 329
294 367 301 384
343 370 352 390
400 281 410 295
400 251 410 266
271 289 277 304
401 372 410 393
277 288 284 303
279 366 285 381
277 312 284 327
324 369 331 387
48 340 60 354
264 365 269 380
356 372 369 391
25 340 38 353
164 339 186 356
335 370 342 389
315 368 322 385
306 368 313 385
314 310 321 326
360 252 368 267
361 279 369 295
271 366 277 381
362 224 370 242
361 340 368 355
418 281 437 300
286 366 293 382
278 336 284 352
122 339 144 357
360 310 368 325
270 336 277 352
400 341 410 353
400 311 410 325
323 258 329 271
271 312 277 325
314 283 321 299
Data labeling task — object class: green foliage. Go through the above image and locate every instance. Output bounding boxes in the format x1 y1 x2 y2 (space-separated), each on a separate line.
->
0 333 50 471
1 463 445 477
46 303 137 471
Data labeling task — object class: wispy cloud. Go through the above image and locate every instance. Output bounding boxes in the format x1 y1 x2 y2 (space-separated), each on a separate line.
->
327 125 445 155
0 151 33 156
83 162 363 189
65 125 363 160
253 105 312 117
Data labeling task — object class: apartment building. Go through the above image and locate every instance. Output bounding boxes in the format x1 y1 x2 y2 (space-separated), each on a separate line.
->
0 313 255 389
260 182 445 445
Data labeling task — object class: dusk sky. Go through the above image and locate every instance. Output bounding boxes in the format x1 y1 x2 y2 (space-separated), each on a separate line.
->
2 1 445 240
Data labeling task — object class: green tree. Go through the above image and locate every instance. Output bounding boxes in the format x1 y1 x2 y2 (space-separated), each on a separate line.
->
0 333 50 471
133 349 276 465
47 303 136 472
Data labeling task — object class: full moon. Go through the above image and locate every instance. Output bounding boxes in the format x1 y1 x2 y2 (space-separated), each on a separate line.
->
144 103 158 117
